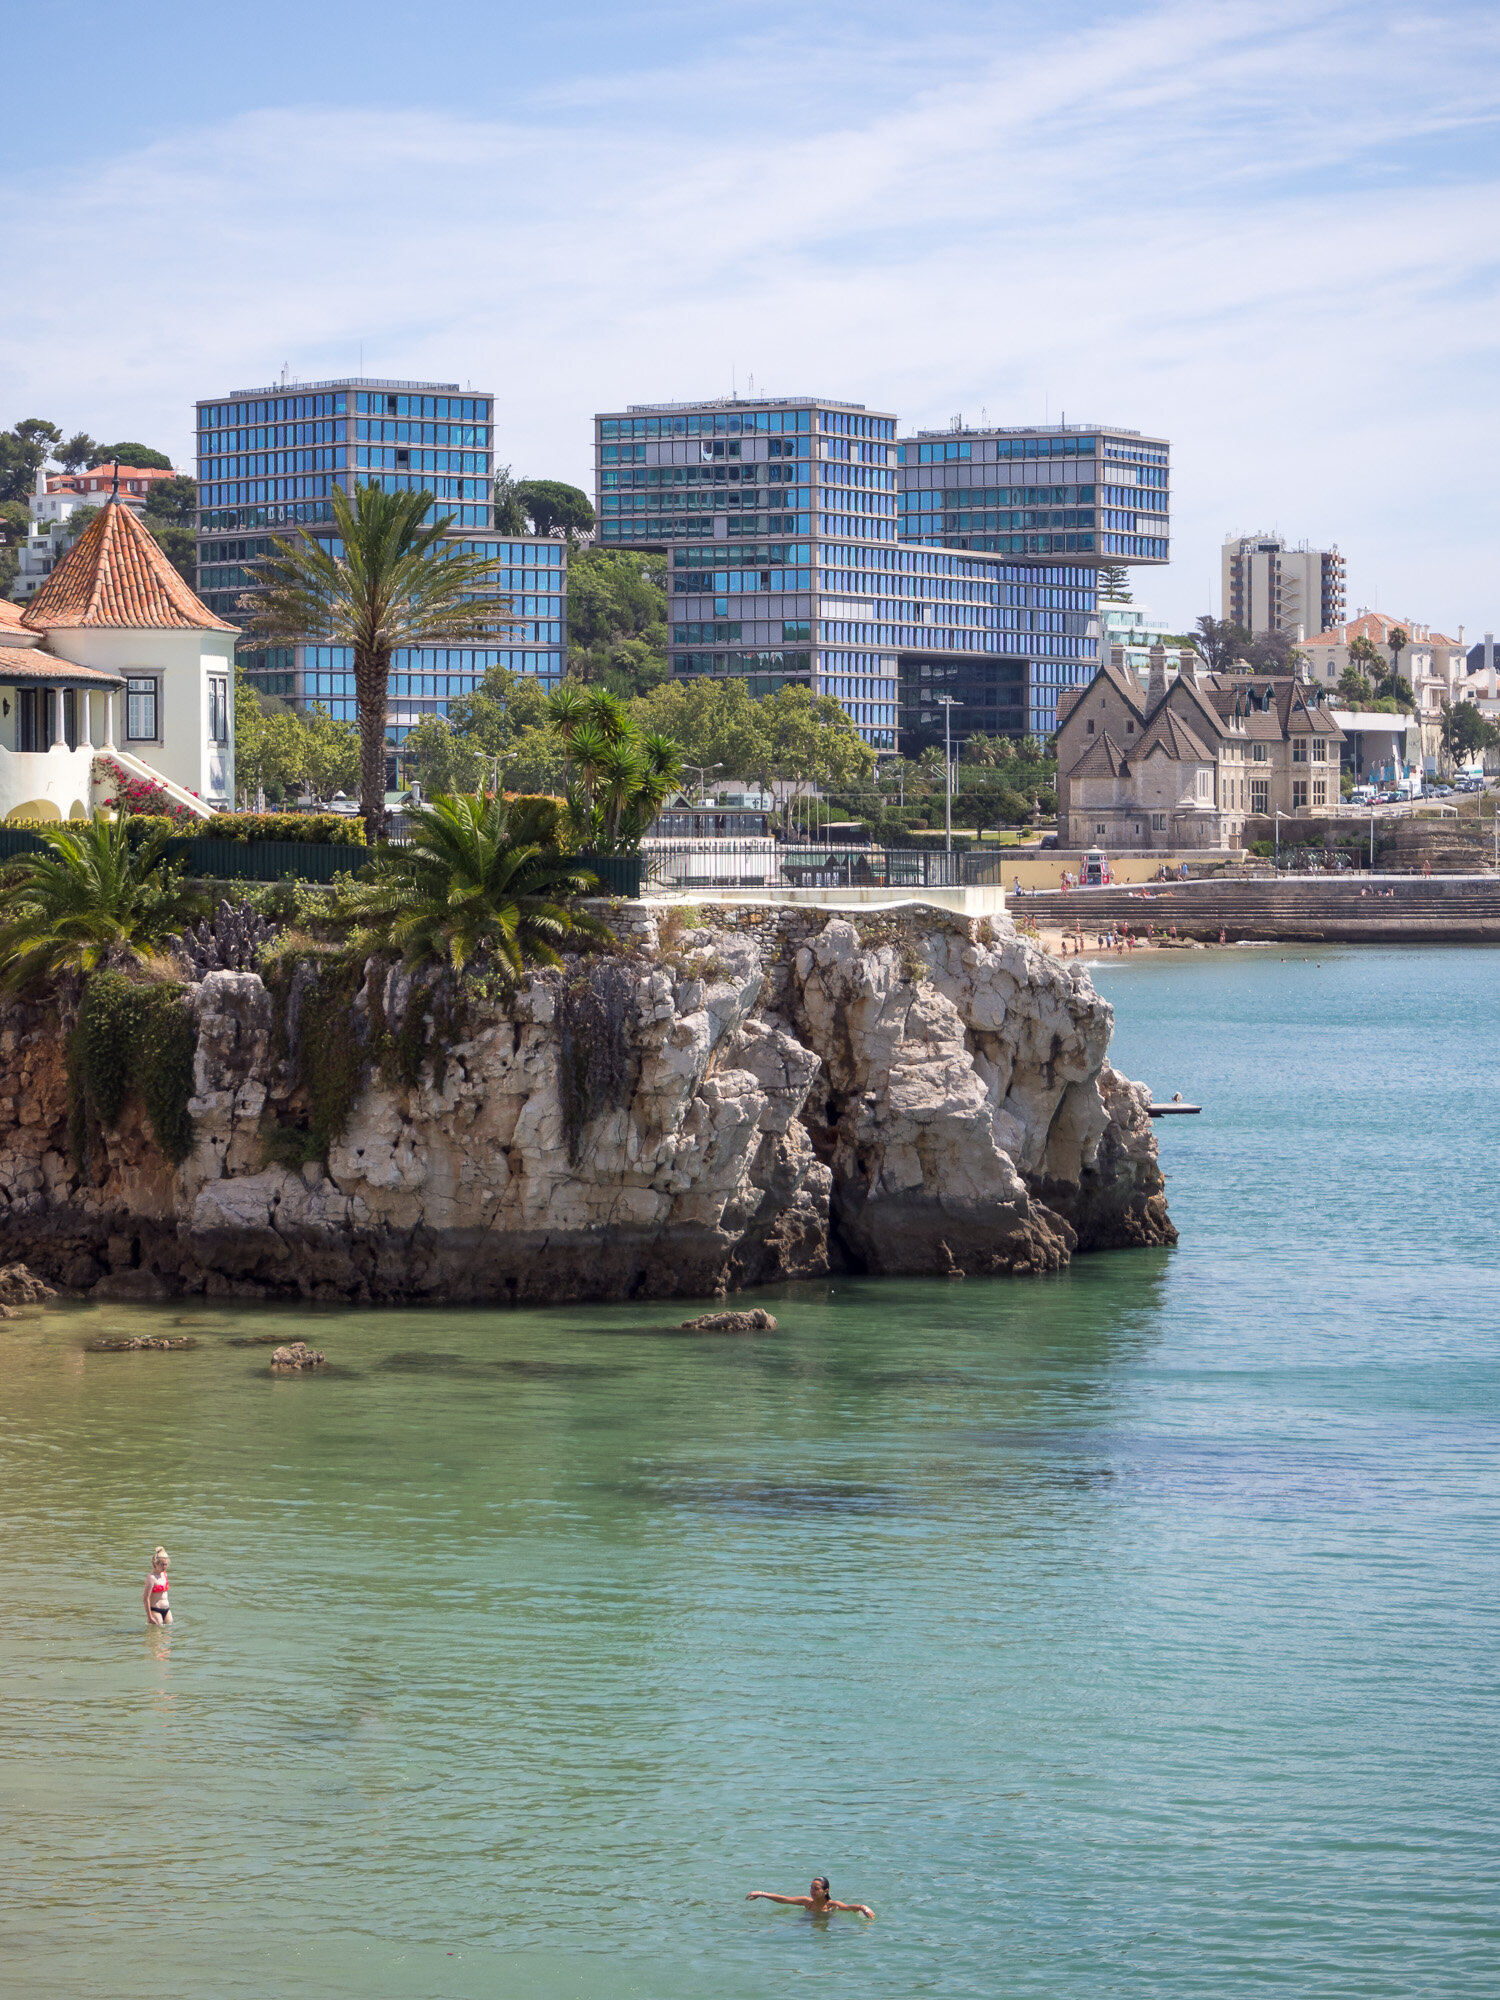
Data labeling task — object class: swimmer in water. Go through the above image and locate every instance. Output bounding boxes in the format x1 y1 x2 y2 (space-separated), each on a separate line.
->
747 1877 874 1919
144 1547 172 1626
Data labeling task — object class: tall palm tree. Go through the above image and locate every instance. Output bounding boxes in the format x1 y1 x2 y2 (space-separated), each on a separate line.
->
338 792 608 977
545 685 680 851
0 817 199 994
241 483 517 848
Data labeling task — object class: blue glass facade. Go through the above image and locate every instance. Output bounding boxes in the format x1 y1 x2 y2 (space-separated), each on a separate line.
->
599 402 1169 748
896 424 1171 739
196 378 567 773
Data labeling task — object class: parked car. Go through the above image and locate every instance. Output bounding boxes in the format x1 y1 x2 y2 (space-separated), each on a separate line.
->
1038 833 1058 850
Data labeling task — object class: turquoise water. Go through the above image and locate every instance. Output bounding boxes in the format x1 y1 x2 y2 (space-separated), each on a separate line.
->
2 945 1498 1998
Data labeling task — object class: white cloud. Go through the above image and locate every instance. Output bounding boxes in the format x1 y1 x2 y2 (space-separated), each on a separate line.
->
4 0 1499 629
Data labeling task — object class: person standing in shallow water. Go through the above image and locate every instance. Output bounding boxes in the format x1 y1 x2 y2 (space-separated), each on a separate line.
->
143 1548 172 1626
747 1877 874 1919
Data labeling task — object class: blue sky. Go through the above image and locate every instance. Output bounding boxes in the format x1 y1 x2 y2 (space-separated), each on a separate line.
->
6 0 1499 636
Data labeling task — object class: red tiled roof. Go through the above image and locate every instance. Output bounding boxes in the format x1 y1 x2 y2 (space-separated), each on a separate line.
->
0 644 124 686
0 599 29 631
46 466 177 494
22 499 237 634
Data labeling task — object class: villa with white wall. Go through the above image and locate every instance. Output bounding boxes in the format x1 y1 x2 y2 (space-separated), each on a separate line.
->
0 497 237 822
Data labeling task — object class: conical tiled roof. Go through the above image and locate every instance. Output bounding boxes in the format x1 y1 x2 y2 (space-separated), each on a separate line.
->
22 497 236 633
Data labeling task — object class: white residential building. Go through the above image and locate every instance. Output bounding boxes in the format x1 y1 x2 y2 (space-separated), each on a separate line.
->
0 497 238 820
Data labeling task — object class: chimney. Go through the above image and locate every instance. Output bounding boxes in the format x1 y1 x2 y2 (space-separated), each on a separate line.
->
1146 644 1168 712
1177 649 1199 688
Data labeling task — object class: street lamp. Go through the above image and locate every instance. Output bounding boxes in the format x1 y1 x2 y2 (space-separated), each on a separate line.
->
937 695 962 853
681 761 722 802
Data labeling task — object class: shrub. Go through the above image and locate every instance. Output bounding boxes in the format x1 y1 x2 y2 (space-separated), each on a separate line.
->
92 756 197 824
68 971 197 1167
199 812 367 847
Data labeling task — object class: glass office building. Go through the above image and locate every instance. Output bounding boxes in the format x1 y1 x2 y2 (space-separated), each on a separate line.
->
597 401 1169 751
595 397 904 749
194 377 566 775
896 423 1170 744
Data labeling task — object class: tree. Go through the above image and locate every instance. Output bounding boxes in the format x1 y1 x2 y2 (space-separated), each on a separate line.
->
338 792 608 977
1336 664 1373 707
58 433 100 473
492 464 528 534
514 479 595 540
143 475 199 530
0 498 28 596
1383 626 1411 709
0 419 62 504
300 702 362 797
760 684 875 811
1193 615 1251 671
1440 700 1498 766
566 546 668 694
1242 627 1303 674
546 684 681 851
233 671 360 803
1097 562 1131 602
96 443 173 471
627 676 771 787
142 477 200 588
0 816 199 993
402 715 486 796
241 483 515 848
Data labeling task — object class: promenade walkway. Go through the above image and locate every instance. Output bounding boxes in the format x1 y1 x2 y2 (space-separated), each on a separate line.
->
1017 875 1500 944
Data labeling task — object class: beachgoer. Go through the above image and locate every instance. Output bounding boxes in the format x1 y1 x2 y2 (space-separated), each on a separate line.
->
144 1547 172 1626
747 1878 874 1920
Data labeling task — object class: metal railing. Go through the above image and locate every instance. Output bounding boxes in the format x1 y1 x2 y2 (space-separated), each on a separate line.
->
642 841 1010 892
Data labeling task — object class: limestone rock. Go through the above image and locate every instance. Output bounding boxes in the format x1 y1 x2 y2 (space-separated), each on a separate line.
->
679 1308 778 1332
271 1341 325 1369
0 906 1171 1303
0 1262 57 1305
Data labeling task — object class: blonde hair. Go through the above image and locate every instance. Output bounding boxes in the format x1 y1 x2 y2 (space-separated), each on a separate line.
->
153 1547 169 1568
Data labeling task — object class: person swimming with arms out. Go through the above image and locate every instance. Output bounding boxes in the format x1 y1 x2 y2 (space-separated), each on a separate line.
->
143 1547 172 1626
746 1876 874 1919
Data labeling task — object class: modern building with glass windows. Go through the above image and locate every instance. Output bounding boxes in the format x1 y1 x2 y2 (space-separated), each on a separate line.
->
194 377 566 780
596 399 1169 752
896 422 1170 745
595 396 903 748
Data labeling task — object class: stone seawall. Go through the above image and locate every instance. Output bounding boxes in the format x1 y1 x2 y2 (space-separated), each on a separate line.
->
0 904 1174 1304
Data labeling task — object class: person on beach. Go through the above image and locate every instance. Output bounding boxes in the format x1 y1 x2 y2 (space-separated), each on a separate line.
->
747 1877 874 1919
144 1548 172 1625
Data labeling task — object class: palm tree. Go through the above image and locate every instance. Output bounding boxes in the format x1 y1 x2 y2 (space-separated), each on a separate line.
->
241 483 517 848
1386 625 1411 709
0 817 199 994
338 792 608 977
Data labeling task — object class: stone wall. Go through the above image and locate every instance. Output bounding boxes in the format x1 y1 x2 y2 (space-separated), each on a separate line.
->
0 907 1174 1305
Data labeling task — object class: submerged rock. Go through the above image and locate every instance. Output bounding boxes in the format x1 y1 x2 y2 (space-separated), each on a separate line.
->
0 1263 57 1305
679 1309 778 1332
86 1334 198 1351
0 908 1174 1305
270 1341 325 1370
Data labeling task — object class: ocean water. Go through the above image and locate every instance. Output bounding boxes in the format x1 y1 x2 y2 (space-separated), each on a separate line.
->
1 945 1498 1998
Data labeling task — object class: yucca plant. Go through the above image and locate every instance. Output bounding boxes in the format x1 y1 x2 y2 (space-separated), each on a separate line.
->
0 817 201 994
545 686 682 852
241 483 518 848
338 791 609 977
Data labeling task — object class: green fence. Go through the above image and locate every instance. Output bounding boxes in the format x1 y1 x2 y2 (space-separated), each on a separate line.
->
0 827 644 894
576 852 644 897
0 827 361 883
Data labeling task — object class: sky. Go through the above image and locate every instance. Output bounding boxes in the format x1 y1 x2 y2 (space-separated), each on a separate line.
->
5 0 1499 637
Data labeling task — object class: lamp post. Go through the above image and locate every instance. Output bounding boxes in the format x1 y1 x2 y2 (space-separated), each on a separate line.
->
681 761 722 803
937 695 962 852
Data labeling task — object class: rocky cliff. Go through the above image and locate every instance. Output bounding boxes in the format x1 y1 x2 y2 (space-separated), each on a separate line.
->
0 904 1174 1303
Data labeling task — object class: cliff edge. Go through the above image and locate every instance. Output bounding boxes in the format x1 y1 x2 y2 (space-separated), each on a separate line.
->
0 904 1175 1303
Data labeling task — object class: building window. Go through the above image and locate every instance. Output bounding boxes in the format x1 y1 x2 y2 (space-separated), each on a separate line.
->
1253 742 1267 762
208 675 229 745
1312 738 1327 760
1087 720 1095 734
1292 739 1308 763
1196 769 1211 799
1095 823 1106 836
126 677 159 741
1293 779 1308 809
1313 778 1328 806
1151 812 1165 830
1251 780 1268 813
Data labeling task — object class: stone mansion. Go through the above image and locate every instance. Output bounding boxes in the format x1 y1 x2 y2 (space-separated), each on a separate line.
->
1056 648 1345 851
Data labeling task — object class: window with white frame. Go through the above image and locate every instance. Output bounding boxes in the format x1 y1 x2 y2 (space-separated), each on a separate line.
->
126 676 159 741
208 675 229 745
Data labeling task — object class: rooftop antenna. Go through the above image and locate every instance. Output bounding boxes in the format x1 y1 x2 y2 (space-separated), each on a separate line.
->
281 361 289 387
732 360 737 399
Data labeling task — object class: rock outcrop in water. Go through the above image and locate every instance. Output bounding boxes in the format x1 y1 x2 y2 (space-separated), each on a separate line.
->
0 904 1173 1303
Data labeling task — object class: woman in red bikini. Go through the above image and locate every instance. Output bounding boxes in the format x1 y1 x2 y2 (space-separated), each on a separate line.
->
143 1547 172 1626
